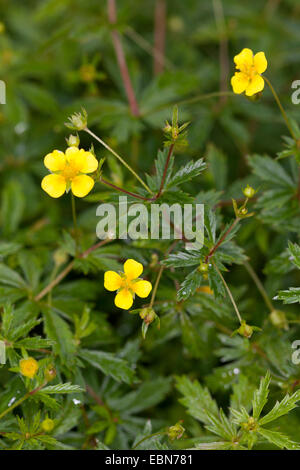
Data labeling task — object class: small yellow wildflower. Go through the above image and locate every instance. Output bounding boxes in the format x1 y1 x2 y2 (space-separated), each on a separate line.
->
231 48 267 97
41 146 98 198
104 259 152 310
19 357 39 379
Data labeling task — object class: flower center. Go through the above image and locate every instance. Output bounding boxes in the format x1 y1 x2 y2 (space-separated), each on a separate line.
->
239 63 257 80
61 163 80 181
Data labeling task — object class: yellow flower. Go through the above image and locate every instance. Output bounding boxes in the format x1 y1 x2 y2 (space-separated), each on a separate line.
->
41 146 98 198
104 259 152 310
19 357 39 379
231 48 267 97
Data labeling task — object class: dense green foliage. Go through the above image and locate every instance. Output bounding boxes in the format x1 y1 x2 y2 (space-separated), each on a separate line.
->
0 0 300 450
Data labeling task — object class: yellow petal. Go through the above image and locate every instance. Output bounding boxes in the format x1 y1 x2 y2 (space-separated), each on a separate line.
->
41 174 66 198
234 48 253 69
254 51 267 74
124 259 143 280
65 147 86 172
80 151 98 174
132 280 152 298
245 74 265 96
44 150 66 172
71 174 94 197
104 271 122 291
231 72 249 94
114 289 133 310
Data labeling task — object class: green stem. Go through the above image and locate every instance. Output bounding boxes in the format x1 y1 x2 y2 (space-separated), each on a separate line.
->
84 127 152 194
214 263 242 324
132 431 166 450
71 192 79 253
264 76 297 142
149 265 164 308
244 260 274 313
0 394 29 421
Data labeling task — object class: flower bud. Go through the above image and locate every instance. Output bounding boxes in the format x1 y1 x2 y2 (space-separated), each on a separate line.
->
41 418 55 433
237 321 253 339
168 422 185 441
243 184 256 199
198 262 209 273
44 365 57 382
66 134 80 147
53 249 68 267
269 310 288 330
139 308 156 325
65 109 88 131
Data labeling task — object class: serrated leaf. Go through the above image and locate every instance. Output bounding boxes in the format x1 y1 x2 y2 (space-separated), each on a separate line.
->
80 349 135 384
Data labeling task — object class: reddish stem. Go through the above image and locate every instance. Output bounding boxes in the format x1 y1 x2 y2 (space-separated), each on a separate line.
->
154 0 166 75
107 0 140 116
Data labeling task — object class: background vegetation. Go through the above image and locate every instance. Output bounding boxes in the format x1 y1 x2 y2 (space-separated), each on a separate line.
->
0 0 300 450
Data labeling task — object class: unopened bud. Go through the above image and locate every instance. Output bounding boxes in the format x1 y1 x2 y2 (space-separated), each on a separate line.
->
139 308 156 325
237 321 253 339
44 365 57 382
42 418 55 433
198 262 209 273
168 422 185 441
269 310 288 330
243 185 256 199
66 134 80 147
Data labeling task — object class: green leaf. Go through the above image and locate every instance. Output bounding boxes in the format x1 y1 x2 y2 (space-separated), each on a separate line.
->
177 268 202 301
0 264 27 289
252 372 271 420
248 154 294 188
42 383 84 394
42 307 76 364
276 288 300 304
1 180 25 236
175 375 219 424
167 158 206 188
259 390 300 425
258 428 300 450
80 349 135 384
163 251 200 268
288 242 300 270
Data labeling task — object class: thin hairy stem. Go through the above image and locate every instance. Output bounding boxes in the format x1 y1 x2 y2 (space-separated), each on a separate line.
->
244 260 274 312
84 127 152 194
264 76 297 142
214 263 242 324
